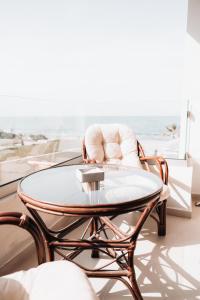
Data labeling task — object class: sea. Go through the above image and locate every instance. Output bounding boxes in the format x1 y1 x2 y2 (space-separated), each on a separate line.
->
0 115 179 139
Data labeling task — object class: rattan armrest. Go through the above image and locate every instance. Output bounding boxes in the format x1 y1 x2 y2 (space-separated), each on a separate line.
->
82 139 97 164
140 156 169 184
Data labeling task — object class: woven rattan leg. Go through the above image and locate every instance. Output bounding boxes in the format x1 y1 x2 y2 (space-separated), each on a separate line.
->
156 200 167 236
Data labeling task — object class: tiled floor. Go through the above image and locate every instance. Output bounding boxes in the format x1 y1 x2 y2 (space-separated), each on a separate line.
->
3 203 200 300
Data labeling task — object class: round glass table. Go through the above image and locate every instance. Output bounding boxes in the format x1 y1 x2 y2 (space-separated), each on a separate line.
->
18 164 163 300
18 164 162 215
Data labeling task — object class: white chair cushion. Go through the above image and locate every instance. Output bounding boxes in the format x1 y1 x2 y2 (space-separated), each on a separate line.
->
85 124 141 168
85 123 169 200
0 261 98 300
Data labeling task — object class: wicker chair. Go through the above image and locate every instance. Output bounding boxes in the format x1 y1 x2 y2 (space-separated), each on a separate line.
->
0 212 98 300
82 123 169 236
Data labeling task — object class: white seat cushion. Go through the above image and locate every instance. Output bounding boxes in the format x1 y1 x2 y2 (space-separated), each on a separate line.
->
0 261 98 300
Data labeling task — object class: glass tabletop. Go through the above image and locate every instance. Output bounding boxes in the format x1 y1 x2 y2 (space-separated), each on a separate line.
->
19 164 163 208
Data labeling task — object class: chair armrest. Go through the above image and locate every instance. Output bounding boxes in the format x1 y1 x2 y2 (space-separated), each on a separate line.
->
83 159 96 164
140 156 169 184
82 139 87 161
0 212 46 265
82 139 97 164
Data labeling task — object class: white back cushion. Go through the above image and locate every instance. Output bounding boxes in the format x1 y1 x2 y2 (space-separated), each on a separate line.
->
85 124 141 168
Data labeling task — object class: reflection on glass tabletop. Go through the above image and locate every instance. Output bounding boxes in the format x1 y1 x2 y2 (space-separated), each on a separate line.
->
19 164 163 207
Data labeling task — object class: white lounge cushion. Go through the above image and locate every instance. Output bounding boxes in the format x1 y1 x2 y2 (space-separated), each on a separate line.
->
0 261 98 300
85 124 141 168
85 123 169 201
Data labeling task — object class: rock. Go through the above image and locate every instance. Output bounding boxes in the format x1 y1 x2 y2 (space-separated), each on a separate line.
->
0 130 17 139
29 134 48 141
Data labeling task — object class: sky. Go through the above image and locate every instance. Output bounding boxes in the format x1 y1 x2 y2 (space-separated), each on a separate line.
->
0 0 188 116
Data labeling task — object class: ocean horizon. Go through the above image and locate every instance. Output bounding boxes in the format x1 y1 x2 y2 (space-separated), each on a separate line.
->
0 115 180 139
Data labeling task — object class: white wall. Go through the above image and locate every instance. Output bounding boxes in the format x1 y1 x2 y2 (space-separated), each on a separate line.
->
188 101 200 194
184 0 200 194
